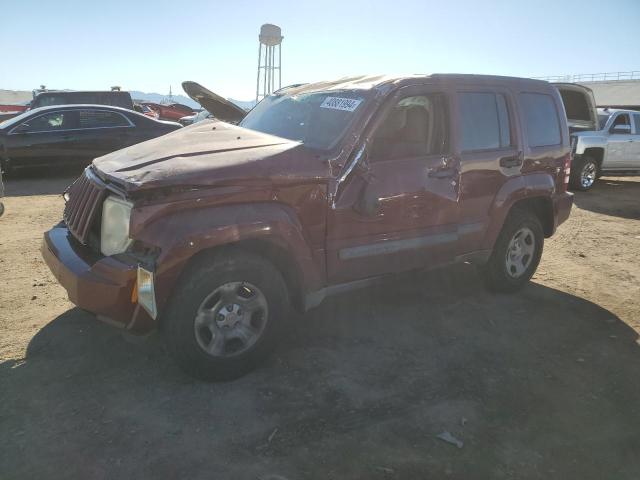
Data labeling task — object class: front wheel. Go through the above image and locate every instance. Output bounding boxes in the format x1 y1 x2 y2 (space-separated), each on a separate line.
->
482 208 544 293
570 156 598 191
161 250 289 381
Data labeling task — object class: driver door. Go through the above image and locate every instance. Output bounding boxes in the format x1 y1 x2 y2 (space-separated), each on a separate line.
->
326 85 460 284
607 113 634 169
7 110 79 168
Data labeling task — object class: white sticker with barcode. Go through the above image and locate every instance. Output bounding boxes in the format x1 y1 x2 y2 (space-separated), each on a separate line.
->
320 97 363 112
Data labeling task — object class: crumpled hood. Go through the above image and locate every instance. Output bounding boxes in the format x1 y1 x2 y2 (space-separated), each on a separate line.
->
93 120 329 193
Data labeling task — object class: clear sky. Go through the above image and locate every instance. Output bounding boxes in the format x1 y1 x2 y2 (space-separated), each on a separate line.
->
2 0 638 101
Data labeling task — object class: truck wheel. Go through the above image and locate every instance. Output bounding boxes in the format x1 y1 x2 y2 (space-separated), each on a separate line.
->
482 208 543 293
570 156 598 191
161 251 289 381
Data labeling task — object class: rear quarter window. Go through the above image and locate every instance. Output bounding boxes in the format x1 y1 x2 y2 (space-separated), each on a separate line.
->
520 93 561 147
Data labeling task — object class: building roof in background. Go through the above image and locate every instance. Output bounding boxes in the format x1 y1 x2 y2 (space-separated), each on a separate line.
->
0 90 32 105
578 80 640 108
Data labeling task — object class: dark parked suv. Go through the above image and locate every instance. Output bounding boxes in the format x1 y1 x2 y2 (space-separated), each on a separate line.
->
42 74 573 380
30 90 134 110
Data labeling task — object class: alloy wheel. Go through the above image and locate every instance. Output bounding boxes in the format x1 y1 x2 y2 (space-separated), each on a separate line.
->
505 227 536 278
580 162 597 189
194 282 268 358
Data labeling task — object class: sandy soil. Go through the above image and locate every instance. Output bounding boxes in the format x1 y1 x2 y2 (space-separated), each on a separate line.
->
1 169 639 479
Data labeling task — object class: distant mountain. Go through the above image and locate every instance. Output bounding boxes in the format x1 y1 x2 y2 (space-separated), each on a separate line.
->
130 91 256 111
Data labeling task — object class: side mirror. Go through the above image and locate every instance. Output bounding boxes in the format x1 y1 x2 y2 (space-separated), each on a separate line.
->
337 142 368 186
610 124 631 134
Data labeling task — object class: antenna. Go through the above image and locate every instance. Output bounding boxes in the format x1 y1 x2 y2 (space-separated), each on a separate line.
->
256 24 283 104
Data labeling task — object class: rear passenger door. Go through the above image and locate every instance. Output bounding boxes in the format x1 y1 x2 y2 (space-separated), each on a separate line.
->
454 88 521 255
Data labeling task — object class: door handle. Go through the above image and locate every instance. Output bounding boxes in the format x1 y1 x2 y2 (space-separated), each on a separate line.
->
500 152 523 168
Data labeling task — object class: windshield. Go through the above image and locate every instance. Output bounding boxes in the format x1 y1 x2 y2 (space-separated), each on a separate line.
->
239 90 368 150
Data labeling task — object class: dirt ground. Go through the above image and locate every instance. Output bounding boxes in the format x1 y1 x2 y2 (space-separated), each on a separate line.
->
1 169 639 480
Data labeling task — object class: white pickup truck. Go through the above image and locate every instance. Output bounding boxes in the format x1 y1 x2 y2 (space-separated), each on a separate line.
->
570 108 640 190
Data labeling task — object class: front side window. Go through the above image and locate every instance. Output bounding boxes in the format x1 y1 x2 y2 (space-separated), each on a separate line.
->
459 92 512 151
634 114 640 134
369 94 448 161
520 93 561 147
240 90 368 150
79 110 129 128
611 113 631 133
14 111 72 133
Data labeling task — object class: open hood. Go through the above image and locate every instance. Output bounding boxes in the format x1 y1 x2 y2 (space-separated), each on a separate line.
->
182 81 247 123
554 83 598 132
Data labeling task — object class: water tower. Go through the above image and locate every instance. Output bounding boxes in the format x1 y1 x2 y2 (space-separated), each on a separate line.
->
256 24 283 103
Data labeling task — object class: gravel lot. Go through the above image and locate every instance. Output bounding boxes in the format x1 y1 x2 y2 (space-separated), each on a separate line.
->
1 169 639 479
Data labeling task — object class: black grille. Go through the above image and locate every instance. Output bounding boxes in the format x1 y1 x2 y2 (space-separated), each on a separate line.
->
63 169 106 245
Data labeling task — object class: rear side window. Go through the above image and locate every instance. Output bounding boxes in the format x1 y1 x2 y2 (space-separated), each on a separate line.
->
79 110 130 128
459 92 512 151
634 114 640 134
520 93 561 147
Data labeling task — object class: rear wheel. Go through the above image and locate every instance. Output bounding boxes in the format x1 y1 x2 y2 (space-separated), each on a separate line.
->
570 155 598 191
161 250 289 381
482 208 544 292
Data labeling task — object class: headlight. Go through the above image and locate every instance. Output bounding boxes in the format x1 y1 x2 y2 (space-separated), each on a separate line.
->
100 195 133 256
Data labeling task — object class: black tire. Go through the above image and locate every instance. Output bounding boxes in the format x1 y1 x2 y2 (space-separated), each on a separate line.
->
482 207 544 293
569 155 599 191
161 250 289 381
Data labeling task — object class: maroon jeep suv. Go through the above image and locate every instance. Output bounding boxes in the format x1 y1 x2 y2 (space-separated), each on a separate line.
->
43 74 573 380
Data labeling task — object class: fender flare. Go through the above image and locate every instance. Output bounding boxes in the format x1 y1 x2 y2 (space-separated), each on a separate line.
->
481 173 555 250
134 202 323 312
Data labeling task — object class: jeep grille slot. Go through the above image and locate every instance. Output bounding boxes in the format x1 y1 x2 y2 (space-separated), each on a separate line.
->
63 170 106 244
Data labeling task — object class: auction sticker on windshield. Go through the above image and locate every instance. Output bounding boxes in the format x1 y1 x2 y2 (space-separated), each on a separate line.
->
320 97 363 112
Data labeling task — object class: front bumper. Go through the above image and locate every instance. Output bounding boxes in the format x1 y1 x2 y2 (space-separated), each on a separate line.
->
42 226 155 333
